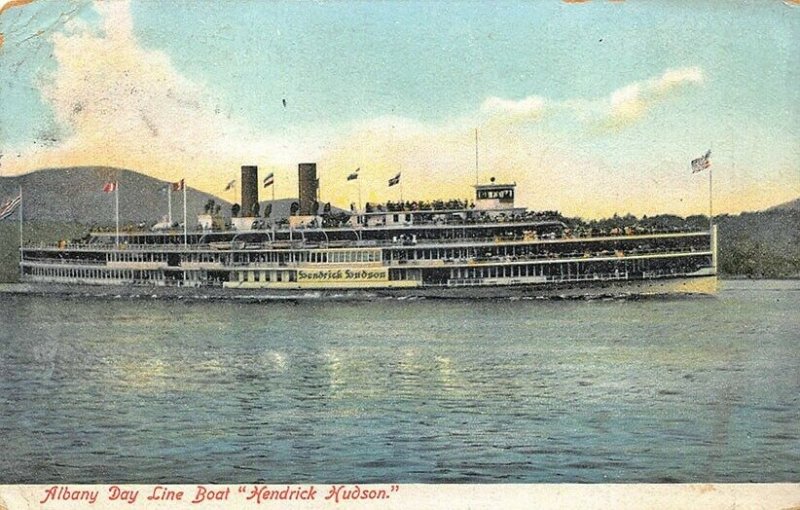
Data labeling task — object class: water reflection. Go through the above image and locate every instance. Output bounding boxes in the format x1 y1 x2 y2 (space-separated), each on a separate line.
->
0 281 798 482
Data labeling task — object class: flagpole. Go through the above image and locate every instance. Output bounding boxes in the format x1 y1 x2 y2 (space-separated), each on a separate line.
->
475 128 479 185
115 181 120 246
708 165 713 232
271 178 276 235
270 177 276 241
18 184 23 279
168 186 173 225
183 180 188 246
358 178 362 212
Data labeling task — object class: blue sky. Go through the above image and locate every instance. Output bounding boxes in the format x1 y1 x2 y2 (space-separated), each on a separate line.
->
0 0 798 217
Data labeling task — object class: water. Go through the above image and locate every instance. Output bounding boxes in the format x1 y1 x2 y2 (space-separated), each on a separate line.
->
0 280 797 483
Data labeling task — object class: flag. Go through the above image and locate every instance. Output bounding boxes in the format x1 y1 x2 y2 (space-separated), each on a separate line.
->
224 179 236 191
102 181 117 193
263 172 274 187
388 172 401 187
691 150 711 173
172 179 185 191
0 194 21 220
347 168 360 181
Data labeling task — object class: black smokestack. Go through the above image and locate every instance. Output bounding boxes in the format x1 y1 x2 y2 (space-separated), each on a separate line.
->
241 165 258 217
298 163 318 216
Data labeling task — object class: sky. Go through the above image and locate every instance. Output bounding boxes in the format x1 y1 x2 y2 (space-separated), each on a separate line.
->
0 0 798 218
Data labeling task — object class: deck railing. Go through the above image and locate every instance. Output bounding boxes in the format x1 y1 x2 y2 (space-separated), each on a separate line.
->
25 229 711 252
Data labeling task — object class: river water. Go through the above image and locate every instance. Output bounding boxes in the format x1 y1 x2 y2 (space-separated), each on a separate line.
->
0 280 797 483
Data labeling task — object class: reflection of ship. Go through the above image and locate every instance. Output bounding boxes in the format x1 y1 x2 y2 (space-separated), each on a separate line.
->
19 163 717 298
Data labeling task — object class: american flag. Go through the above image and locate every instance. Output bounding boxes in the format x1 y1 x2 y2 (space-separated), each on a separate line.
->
102 181 117 193
388 173 401 187
263 172 274 188
691 150 712 173
0 193 21 220
224 179 236 191
347 167 360 181
172 179 185 191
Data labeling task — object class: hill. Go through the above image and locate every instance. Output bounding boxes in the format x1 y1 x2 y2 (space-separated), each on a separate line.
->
0 167 229 226
715 209 800 278
767 198 800 213
0 166 346 225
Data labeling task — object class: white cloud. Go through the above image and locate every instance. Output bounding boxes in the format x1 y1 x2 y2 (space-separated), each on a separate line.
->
7 0 316 191
482 67 704 131
480 95 547 122
602 66 704 128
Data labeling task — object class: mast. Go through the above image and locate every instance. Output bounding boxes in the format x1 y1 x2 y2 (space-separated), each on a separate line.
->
115 181 120 246
183 180 188 246
18 184 23 278
708 164 713 233
475 128 479 185
167 185 173 225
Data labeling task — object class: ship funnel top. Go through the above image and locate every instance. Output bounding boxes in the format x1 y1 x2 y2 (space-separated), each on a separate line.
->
298 163 318 216
241 165 259 217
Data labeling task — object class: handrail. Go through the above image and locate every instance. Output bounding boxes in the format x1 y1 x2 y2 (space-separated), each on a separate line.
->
25 229 711 252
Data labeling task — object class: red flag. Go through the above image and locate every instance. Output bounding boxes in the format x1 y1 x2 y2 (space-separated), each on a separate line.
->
102 181 117 193
172 179 185 191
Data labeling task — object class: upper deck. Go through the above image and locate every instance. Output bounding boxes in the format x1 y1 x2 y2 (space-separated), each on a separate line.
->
26 227 712 254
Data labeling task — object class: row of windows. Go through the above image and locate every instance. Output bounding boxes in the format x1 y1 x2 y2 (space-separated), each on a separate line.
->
231 249 381 265
386 241 709 263
307 250 381 264
25 266 162 281
106 249 382 266
109 252 169 263
184 252 220 263
238 270 296 283
477 189 514 200
446 257 708 281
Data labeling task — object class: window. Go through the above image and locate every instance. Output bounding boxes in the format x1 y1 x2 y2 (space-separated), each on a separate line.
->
477 188 514 200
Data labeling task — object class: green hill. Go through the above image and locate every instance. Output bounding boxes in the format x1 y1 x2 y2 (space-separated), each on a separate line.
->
767 198 800 213
716 209 800 278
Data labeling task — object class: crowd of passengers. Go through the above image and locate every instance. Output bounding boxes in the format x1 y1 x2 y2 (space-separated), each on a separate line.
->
76 208 707 247
365 199 472 212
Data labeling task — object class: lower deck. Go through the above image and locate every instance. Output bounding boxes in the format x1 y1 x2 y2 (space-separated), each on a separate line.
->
19 229 717 291
21 252 715 291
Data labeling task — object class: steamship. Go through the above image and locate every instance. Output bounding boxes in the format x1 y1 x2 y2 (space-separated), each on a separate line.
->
18 164 717 298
